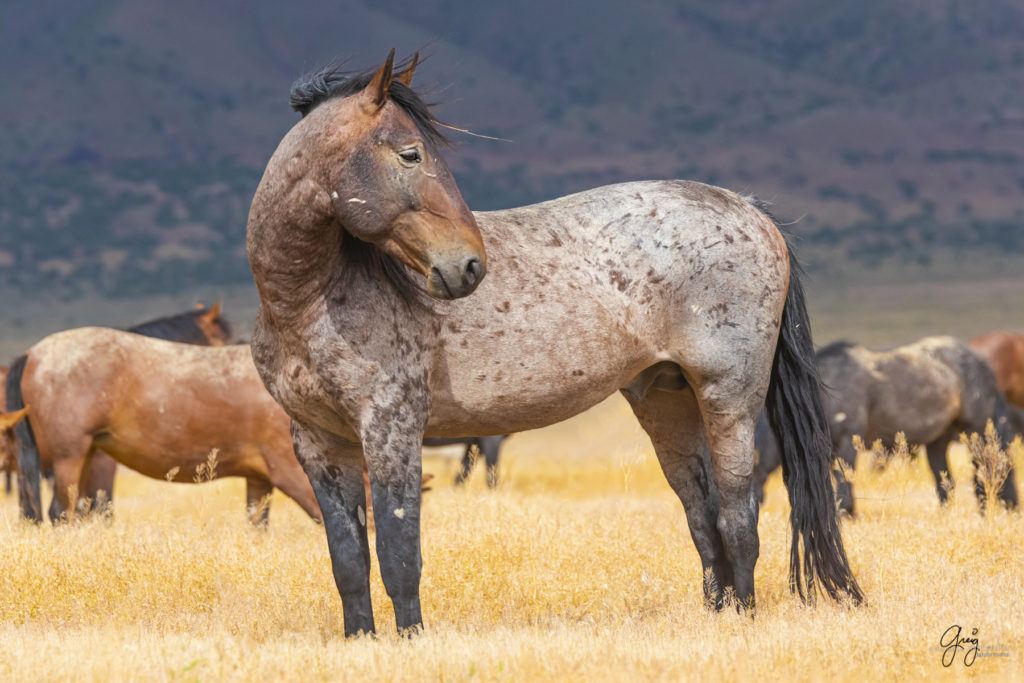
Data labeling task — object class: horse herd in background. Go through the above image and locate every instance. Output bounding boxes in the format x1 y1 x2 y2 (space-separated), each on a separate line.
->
5 307 1019 524
0 304 490 526
2 52 1024 637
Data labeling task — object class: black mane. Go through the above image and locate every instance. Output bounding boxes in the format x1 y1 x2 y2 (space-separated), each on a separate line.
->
816 340 857 360
289 58 450 150
127 306 231 345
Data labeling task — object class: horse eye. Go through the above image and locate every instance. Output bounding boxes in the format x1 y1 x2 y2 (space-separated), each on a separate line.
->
399 148 422 164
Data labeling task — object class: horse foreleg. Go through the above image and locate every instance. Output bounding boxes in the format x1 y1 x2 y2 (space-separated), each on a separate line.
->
364 421 425 635
291 421 374 637
622 387 733 609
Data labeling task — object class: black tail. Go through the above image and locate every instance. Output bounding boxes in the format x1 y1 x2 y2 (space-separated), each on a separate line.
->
764 244 863 604
5 355 43 521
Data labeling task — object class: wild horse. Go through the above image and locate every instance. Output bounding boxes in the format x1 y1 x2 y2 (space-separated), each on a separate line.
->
970 331 1024 430
246 51 861 636
5 327 322 525
3 303 232 499
753 337 1019 514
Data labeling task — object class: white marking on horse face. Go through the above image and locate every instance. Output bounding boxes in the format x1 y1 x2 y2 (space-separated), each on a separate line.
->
347 197 367 204
357 505 366 526
394 507 405 519
834 412 847 423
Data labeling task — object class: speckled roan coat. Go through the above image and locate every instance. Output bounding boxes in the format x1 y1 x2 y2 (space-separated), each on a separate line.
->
247 53 861 637
754 337 1020 513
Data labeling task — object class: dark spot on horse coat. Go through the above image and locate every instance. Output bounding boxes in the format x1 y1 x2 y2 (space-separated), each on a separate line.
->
495 301 511 313
547 231 563 247
609 271 631 292
572 369 585 376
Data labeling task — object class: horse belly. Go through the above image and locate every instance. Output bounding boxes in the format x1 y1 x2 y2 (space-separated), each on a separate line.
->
428 328 650 435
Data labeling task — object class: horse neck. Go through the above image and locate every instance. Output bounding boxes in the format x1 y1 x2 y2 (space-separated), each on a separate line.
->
248 172 346 326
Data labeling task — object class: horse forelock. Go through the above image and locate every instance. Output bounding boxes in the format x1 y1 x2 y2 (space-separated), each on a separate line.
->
289 59 450 151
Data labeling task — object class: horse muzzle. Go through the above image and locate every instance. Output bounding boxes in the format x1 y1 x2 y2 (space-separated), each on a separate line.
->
427 253 485 299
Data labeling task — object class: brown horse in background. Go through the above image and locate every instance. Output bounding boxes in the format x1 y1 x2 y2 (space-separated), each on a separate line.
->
5 327 322 525
4 303 233 499
970 332 1024 421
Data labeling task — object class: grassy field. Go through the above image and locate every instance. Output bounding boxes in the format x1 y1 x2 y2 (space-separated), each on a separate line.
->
0 394 1021 681
1 258 1022 680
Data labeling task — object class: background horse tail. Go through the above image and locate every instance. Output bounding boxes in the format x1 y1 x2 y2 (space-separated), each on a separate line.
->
5 354 43 521
761 227 863 604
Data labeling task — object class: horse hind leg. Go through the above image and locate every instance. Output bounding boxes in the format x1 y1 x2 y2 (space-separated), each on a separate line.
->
692 377 764 611
621 385 734 609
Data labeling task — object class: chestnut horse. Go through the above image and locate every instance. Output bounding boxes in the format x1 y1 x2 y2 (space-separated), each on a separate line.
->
754 337 1019 514
970 332 1024 426
246 51 861 636
3 304 232 500
5 327 322 525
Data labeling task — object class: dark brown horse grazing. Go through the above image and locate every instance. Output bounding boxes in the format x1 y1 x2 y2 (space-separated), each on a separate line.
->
5 327 322 525
754 337 1019 513
246 51 861 637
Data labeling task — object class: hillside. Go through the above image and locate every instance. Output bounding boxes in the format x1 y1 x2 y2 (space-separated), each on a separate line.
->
1 0 1023 295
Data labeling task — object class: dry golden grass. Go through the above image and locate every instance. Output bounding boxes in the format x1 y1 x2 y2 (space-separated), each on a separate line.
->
0 395 1021 681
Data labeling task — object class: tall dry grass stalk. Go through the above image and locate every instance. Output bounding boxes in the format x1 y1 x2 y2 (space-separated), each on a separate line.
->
0 396 1020 680
960 421 1016 519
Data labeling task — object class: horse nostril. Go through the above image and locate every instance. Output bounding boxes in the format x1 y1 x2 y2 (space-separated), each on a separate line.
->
464 258 482 286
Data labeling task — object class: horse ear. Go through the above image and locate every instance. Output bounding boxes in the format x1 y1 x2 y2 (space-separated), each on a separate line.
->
202 300 222 322
0 406 28 431
362 48 396 112
396 52 419 86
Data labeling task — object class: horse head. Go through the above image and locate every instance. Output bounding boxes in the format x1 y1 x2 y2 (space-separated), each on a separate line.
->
299 50 486 300
0 406 29 473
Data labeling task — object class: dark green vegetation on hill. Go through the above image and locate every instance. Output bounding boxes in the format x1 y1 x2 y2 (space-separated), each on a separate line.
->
2 0 1023 295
